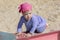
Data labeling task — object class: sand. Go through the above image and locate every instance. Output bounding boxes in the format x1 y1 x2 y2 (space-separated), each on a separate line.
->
0 0 60 33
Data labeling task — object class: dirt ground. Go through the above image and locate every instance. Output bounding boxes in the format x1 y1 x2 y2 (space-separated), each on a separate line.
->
0 0 60 33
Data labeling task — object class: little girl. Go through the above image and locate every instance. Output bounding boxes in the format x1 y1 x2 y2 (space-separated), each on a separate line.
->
17 2 47 35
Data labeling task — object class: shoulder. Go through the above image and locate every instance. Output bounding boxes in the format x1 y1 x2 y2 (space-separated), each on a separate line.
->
32 14 38 21
32 14 41 19
32 14 46 21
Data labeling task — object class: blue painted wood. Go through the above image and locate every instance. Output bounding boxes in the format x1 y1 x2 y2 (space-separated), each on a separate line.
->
0 32 16 40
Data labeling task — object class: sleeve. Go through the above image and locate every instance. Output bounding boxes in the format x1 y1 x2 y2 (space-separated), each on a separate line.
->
17 16 24 33
30 17 38 34
39 17 46 27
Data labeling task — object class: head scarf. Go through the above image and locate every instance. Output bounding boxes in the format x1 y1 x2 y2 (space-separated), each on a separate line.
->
18 2 32 14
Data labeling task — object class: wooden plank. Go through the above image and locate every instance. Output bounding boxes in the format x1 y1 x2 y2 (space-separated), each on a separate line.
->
20 31 60 40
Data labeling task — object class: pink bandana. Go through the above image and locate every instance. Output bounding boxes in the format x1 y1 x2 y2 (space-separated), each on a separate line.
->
18 2 32 13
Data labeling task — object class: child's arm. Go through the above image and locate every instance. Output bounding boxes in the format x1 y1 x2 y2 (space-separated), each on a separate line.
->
30 17 38 34
17 16 24 33
30 16 46 34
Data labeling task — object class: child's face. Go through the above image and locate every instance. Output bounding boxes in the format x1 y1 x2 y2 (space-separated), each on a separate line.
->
22 11 32 20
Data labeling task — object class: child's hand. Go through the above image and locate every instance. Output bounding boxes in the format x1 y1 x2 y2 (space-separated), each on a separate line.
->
16 32 27 40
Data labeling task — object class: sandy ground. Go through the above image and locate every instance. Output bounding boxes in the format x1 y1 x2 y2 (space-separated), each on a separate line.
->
0 0 60 33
